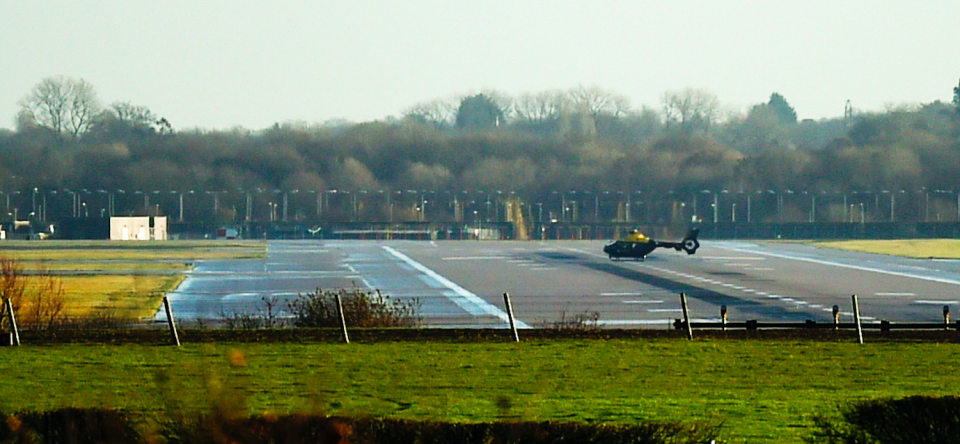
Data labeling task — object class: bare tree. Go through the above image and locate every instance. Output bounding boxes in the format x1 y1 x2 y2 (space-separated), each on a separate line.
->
568 85 630 119
108 101 156 127
0 257 26 332
661 88 720 134
403 98 457 128
514 90 566 126
18 76 101 138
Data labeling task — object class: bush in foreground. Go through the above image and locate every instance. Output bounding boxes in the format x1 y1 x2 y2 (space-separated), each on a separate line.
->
0 409 720 444
807 395 960 444
287 288 421 328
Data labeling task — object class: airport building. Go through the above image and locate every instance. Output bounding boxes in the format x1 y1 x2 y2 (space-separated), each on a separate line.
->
109 216 167 241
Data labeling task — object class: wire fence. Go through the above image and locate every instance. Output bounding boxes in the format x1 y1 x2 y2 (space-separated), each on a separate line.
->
4 287 959 347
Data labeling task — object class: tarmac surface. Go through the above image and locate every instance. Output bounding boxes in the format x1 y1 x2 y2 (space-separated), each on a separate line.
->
158 239 960 327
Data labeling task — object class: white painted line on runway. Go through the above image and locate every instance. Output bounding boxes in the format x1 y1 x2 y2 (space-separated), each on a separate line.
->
442 256 508 260
561 245 824 314
722 245 960 286
702 256 766 261
383 246 531 328
914 300 959 305
622 300 665 304
875 292 916 296
648 308 683 313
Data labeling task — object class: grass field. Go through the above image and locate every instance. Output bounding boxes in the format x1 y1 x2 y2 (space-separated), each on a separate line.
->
814 238 960 259
0 339 958 443
0 240 266 319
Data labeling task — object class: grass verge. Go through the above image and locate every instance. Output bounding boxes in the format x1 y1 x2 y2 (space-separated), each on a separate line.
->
0 339 957 443
813 239 960 259
0 240 265 320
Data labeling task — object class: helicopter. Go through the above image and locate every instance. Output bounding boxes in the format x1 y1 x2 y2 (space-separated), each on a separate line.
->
603 228 700 261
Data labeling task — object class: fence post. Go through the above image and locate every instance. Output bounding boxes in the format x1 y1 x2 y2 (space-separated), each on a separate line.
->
4 298 19 346
680 293 693 340
335 293 349 344
162 296 180 347
503 293 520 342
851 295 863 344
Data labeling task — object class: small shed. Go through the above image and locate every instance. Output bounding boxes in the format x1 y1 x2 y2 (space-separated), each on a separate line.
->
110 216 167 241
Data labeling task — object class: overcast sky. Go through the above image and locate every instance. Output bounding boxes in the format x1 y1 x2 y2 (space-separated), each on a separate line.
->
2 1 958 131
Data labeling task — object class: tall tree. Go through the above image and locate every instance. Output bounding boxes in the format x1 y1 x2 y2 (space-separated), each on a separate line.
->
767 93 797 124
455 94 505 131
953 78 960 114
18 76 101 139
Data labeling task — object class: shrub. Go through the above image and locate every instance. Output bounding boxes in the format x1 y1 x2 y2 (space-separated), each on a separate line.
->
221 295 287 329
350 417 721 444
287 288 421 328
535 310 601 330
0 257 67 331
807 395 960 444
0 409 721 444
3 408 143 444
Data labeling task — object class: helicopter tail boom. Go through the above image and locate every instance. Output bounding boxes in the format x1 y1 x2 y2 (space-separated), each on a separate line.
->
655 228 700 255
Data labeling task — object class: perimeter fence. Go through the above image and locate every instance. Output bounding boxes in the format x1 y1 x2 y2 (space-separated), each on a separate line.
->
3 289 960 345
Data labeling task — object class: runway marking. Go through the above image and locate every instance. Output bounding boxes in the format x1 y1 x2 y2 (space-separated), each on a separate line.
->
383 246 530 328
622 300 665 304
914 300 959 305
442 256 508 260
702 256 765 261
722 244 960 286
875 292 916 296
561 245 823 315
647 308 683 313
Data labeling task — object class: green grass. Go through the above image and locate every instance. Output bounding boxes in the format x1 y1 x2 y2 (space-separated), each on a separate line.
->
1 339 957 443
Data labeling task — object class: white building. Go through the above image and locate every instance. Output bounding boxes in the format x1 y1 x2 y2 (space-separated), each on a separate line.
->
110 216 167 241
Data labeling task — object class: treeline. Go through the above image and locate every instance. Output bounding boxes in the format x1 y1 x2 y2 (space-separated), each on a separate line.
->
2 77 959 224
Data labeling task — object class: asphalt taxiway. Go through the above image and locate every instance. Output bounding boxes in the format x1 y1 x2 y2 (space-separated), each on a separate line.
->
160 239 960 327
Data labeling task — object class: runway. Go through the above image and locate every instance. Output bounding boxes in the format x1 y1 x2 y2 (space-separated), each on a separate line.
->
160 239 960 327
